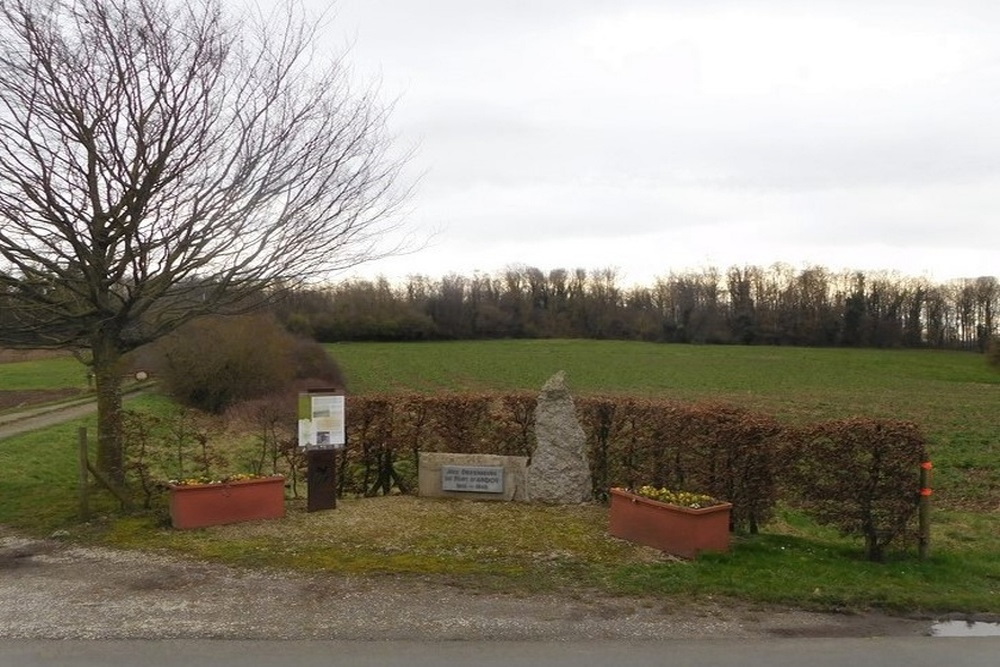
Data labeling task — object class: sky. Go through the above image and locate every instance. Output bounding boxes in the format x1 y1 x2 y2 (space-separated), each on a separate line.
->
301 0 1000 286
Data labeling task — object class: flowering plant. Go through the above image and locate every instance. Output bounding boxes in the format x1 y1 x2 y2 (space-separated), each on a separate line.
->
167 473 281 486
632 485 722 509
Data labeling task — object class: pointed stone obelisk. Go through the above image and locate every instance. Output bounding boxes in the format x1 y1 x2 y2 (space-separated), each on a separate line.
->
527 371 592 503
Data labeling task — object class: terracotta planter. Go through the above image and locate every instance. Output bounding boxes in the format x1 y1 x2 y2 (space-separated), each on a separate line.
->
168 476 285 529
608 487 732 558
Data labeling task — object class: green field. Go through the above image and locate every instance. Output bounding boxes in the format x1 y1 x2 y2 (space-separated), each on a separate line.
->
0 355 89 391
1 340 998 613
331 340 1000 402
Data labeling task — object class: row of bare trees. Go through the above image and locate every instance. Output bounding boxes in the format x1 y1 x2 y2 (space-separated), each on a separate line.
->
272 265 999 350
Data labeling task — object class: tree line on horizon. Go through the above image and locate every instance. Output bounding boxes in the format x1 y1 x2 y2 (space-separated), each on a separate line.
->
272 264 999 351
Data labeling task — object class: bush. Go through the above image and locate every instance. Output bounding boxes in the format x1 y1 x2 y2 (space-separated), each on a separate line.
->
784 418 928 561
576 397 781 533
338 393 782 533
155 314 343 413
289 336 347 389
679 403 783 534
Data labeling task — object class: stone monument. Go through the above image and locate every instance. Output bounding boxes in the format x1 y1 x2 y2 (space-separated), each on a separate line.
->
527 371 592 503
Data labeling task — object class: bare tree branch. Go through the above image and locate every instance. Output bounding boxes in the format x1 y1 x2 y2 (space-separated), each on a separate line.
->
0 0 411 481
0 0 409 349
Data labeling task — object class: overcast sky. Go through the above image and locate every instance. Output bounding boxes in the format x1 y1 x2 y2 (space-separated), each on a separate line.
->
304 0 1000 286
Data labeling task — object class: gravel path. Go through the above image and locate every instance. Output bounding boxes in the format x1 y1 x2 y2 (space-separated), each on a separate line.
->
1 529 931 641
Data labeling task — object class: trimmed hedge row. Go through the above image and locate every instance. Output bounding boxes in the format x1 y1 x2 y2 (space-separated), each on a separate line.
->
782 418 928 561
341 393 928 559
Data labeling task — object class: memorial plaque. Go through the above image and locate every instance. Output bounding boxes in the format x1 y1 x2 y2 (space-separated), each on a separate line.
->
441 465 504 494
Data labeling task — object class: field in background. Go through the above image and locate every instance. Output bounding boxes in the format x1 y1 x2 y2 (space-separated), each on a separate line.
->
0 354 90 412
0 354 87 391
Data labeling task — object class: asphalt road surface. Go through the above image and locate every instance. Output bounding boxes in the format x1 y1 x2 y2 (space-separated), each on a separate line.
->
2 638 999 667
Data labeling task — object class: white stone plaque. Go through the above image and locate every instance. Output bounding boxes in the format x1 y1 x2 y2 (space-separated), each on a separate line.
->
441 465 504 494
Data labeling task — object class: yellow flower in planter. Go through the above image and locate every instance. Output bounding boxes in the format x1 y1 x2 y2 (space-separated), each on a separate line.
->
634 485 721 509
167 473 276 487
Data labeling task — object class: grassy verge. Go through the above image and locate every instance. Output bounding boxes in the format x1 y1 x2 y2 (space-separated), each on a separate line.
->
83 497 1000 613
0 417 120 529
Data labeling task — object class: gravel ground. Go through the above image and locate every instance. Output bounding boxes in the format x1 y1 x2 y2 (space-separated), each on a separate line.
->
0 529 932 641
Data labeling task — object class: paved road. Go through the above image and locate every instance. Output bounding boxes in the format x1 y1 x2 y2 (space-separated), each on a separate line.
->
2 638 999 667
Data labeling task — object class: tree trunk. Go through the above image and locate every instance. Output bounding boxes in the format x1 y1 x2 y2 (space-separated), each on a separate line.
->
92 333 126 486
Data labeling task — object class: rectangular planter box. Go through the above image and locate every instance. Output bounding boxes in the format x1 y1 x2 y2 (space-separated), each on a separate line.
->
608 487 732 558
168 476 286 530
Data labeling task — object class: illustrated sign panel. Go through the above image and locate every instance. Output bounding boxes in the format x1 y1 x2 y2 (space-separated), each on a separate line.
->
298 392 345 449
441 465 504 494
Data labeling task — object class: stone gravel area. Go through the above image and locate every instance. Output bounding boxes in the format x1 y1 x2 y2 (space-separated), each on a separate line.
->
0 530 931 641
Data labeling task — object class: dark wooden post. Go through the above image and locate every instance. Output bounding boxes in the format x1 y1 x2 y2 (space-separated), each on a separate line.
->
306 448 337 512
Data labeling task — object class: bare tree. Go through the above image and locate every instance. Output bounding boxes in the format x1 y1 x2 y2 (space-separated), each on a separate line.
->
0 0 408 483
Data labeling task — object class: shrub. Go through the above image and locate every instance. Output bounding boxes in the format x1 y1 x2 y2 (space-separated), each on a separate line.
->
576 397 781 533
784 418 928 561
679 403 783 534
155 314 344 413
156 314 293 412
289 337 347 388
341 393 781 533
120 409 165 509
346 394 396 496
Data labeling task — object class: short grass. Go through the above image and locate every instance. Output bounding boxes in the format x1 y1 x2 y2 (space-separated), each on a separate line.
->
1 340 998 613
0 417 120 530
0 355 90 392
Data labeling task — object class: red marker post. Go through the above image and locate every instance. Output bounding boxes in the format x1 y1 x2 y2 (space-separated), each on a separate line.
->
919 461 933 559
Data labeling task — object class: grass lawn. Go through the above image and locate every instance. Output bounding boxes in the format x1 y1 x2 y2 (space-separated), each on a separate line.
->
1 340 998 613
0 355 90 392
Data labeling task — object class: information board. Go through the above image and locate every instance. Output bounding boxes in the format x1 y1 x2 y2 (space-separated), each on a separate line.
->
298 391 345 449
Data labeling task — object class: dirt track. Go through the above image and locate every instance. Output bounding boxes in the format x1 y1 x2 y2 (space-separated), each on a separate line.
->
0 399 99 440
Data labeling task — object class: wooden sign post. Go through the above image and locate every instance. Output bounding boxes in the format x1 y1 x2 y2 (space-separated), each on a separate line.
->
298 389 345 512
